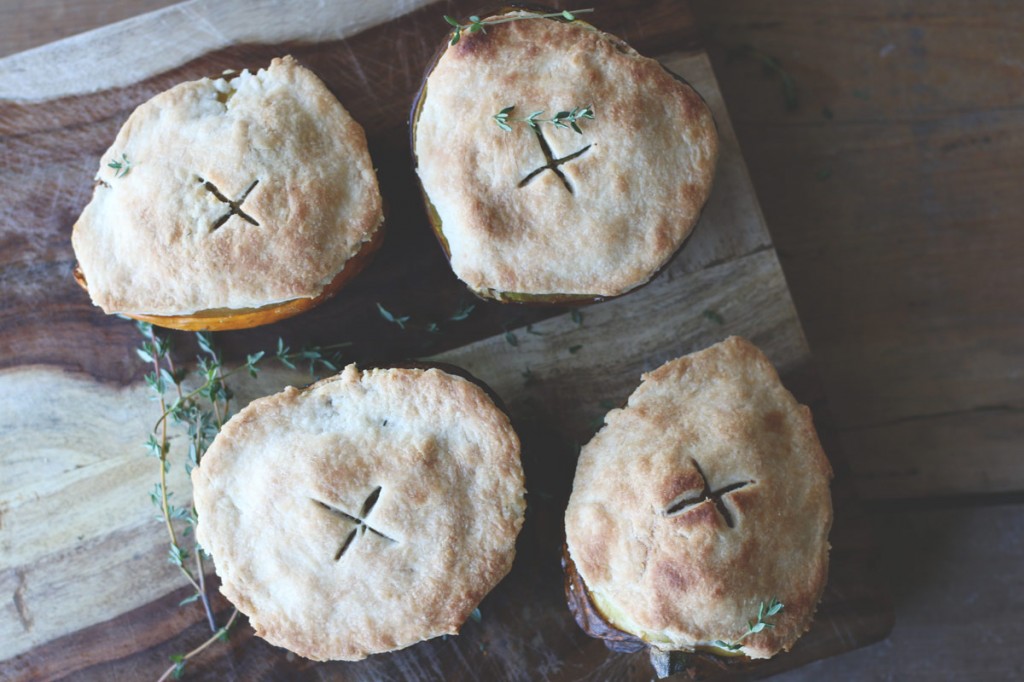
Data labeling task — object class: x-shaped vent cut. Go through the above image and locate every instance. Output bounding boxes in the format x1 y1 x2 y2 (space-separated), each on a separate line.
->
197 176 260 230
314 486 396 561
663 460 753 529
519 127 591 194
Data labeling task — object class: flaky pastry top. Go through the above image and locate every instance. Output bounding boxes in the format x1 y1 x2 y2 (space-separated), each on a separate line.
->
72 56 382 315
564 337 832 658
414 13 718 297
192 364 525 661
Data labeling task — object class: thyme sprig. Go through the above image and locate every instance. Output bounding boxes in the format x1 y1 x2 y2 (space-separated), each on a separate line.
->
711 598 784 652
449 301 476 322
107 153 131 178
376 302 410 330
376 300 476 334
493 105 595 134
137 322 350 675
157 611 239 682
444 8 593 46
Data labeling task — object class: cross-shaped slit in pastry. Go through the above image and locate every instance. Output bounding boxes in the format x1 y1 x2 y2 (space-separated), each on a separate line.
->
197 176 260 230
313 486 396 561
662 459 753 529
518 127 591 194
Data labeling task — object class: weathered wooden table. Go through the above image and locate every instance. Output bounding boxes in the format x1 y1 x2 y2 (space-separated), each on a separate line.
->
2 1 1021 680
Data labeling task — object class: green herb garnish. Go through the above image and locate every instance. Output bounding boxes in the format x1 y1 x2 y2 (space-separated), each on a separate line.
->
160 612 237 681
493 104 595 134
711 598 784 652
449 301 476 321
702 308 725 325
444 8 593 46
376 302 410 330
377 300 474 334
137 322 346 681
274 337 350 377
107 153 131 178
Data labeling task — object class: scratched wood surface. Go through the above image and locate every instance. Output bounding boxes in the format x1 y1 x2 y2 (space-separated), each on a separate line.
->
0 1 891 680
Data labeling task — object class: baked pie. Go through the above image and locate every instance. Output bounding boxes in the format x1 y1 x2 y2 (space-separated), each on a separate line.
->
72 56 384 330
412 10 718 302
563 337 832 659
192 364 525 661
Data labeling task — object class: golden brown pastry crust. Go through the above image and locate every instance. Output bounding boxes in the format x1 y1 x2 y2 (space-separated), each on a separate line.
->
101 221 384 331
192 365 525 661
564 337 832 659
413 12 718 298
72 56 383 316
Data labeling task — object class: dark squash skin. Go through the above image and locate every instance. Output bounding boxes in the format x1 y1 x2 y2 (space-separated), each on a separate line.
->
562 542 752 662
561 542 648 653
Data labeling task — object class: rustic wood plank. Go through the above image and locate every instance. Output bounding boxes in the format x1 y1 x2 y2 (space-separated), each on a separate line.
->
689 0 1024 498
843 408 1024 499
0 0 437 101
0 364 312 662
770 502 1024 681
0 0 177 60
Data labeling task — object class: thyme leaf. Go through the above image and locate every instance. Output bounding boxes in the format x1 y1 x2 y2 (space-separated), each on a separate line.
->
376 302 410 330
711 598 784 652
702 308 725 325
107 153 132 178
493 104 595 134
449 301 476 321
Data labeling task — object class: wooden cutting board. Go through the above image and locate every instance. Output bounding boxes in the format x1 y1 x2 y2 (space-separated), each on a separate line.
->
0 0 892 679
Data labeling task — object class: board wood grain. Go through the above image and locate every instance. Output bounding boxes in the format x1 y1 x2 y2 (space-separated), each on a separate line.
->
689 0 1024 500
0 1 891 679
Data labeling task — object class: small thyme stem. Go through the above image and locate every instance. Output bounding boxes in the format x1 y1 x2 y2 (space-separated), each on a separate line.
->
445 8 594 46
711 598 784 652
149 367 247 434
146 328 202 597
213 361 228 431
156 609 239 682
458 9 593 28
493 105 595 133
194 551 216 633
167 344 220 634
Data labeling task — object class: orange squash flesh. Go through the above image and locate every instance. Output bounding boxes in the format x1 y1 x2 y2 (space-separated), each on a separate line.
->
74 221 384 331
